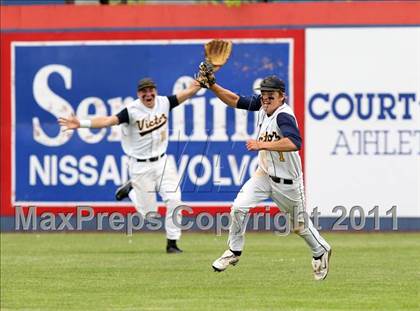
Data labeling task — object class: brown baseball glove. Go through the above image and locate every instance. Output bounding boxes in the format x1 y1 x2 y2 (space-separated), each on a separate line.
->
205 39 233 68
195 39 233 88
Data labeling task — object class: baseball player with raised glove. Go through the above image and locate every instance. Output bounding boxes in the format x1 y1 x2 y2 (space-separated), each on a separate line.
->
195 40 332 280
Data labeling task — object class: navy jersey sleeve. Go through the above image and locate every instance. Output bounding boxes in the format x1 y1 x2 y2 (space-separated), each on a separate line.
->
116 108 129 124
236 94 262 111
276 112 302 150
168 95 180 111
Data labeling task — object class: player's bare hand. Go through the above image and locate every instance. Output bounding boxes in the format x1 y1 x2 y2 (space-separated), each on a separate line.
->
246 139 261 151
58 115 80 131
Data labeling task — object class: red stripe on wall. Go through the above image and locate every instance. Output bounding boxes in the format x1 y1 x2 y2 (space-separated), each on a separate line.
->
0 33 12 217
2 2 420 31
292 29 306 190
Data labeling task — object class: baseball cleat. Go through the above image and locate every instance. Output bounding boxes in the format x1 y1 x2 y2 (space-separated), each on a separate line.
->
212 250 240 272
312 249 332 281
115 181 133 201
166 239 183 254
166 245 183 254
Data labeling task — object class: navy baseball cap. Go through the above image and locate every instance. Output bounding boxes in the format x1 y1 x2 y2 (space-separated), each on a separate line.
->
137 78 157 91
255 75 286 93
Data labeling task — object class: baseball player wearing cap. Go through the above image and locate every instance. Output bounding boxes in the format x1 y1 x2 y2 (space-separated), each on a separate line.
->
208 75 332 280
59 77 201 253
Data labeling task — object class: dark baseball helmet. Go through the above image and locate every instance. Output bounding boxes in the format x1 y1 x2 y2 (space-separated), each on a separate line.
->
255 75 286 93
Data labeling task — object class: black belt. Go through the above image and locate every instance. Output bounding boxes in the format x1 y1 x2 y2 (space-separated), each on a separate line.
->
269 175 293 184
136 153 165 162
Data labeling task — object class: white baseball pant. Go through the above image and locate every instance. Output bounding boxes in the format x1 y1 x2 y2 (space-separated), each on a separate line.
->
228 168 331 257
128 155 183 240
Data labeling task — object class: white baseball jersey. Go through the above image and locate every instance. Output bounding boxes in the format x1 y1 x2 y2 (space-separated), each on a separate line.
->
256 104 302 179
117 95 178 159
237 94 303 180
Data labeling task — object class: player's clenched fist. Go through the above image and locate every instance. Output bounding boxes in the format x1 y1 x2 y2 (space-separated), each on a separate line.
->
246 139 261 151
58 115 81 131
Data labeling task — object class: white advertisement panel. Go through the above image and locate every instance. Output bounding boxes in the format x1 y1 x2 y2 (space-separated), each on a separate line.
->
306 27 420 217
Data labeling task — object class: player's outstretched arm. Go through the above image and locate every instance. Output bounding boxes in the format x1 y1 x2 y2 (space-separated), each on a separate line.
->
175 80 202 104
58 115 119 131
209 83 240 108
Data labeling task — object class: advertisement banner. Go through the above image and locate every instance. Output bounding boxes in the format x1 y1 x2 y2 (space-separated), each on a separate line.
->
12 39 295 205
305 27 420 217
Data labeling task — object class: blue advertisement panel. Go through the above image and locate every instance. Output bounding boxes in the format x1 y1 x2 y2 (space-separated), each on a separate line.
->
13 39 293 204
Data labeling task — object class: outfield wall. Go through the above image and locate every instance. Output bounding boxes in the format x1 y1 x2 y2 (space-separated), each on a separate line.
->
1 2 419 231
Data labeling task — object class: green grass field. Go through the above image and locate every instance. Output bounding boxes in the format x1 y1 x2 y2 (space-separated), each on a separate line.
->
1 232 419 311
